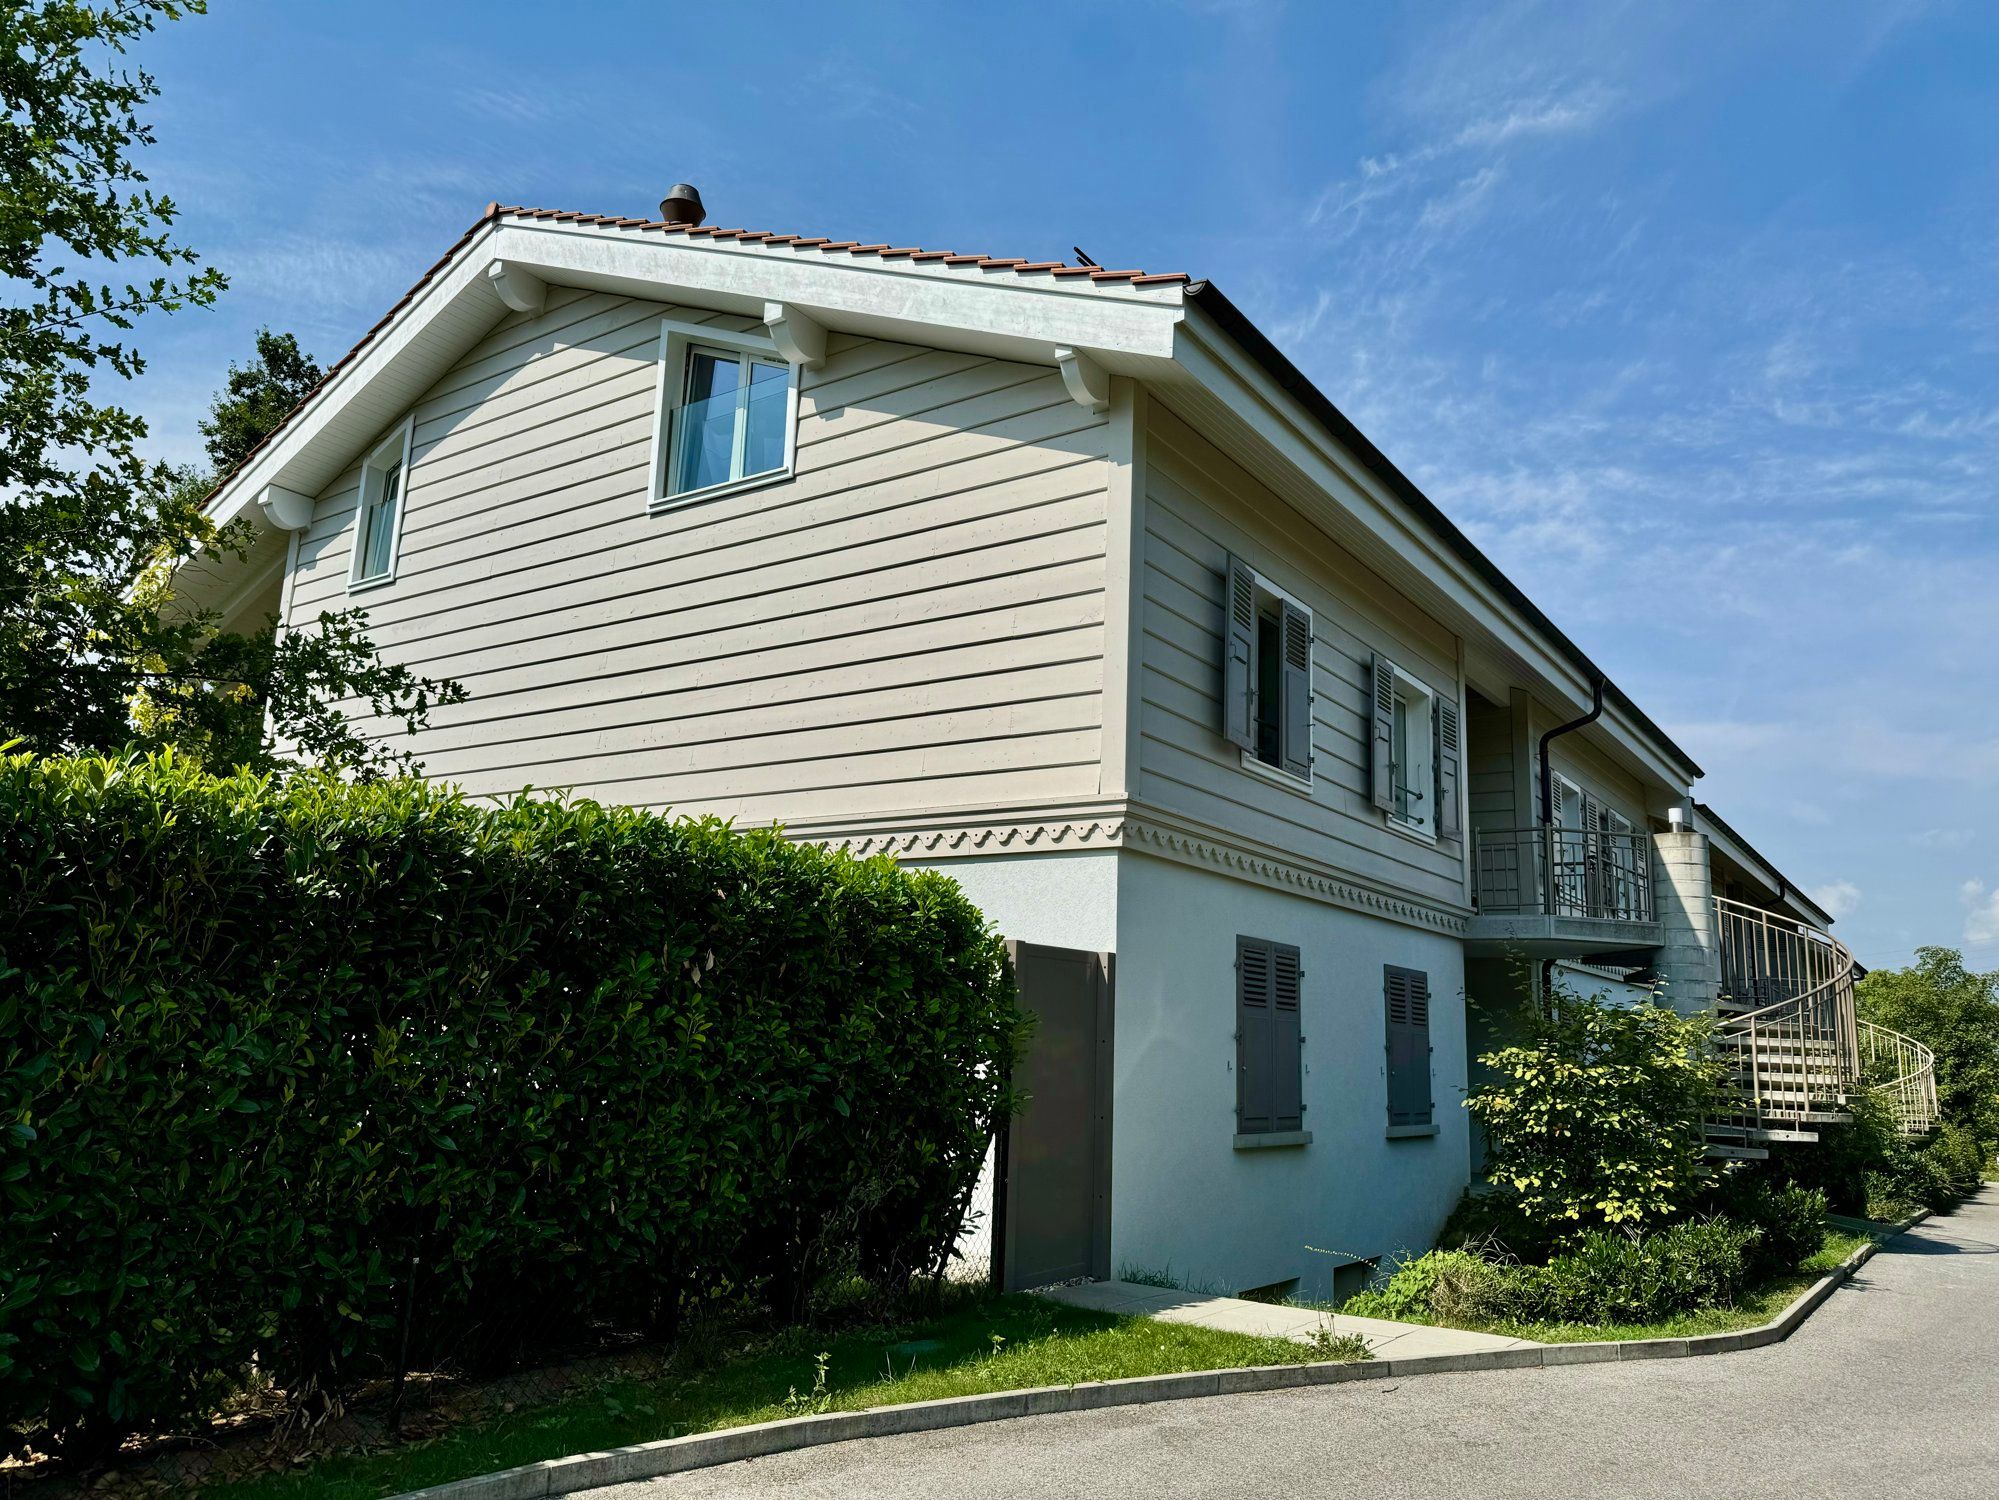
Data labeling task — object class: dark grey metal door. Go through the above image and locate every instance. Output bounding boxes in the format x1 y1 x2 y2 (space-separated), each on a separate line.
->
998 942 1113 1291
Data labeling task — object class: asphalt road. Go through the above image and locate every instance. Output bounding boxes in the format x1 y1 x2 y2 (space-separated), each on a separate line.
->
599 1186 1999 1500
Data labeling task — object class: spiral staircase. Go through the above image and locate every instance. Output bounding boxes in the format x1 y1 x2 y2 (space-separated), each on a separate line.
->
1705 896 1938 1159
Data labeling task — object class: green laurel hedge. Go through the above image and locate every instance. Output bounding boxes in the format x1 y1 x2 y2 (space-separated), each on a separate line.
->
0 751 1017 1459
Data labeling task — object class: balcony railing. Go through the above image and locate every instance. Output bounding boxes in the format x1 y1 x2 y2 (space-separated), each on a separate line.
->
1471 825 1655 923
1712 895 1938 1137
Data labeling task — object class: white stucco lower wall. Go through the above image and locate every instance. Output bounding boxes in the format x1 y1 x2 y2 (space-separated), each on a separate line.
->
1552 961 1657 1009
1110 850 1470 1298
897 849 1119 955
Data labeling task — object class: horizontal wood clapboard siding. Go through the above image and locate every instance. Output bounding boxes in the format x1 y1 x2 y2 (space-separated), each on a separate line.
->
1136 401 1466 907
285 286 1110 822
1466 693 1517 832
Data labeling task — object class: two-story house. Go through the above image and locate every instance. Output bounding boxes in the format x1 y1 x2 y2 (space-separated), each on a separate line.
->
181 186 1927 1300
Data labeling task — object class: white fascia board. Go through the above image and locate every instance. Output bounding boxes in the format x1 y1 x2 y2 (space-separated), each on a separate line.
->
1697 808 1785 905
1166 311 1694 795
487 221 1186 365
206 217 1184 535
207 221 512 531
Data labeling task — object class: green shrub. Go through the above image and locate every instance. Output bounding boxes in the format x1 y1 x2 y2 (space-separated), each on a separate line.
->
1340 1250 1529 1326
1720 1179 1826 1279
1539 1218 1760 1325
1349 1217 1767 1330
1925 1122 1991 1202
1865 1119 1991 1217
1467 985 1723 1241
1435 1187 1557 1265
1756 1091 1896 1217
0 751 1018 1459
1859 949 1999 1146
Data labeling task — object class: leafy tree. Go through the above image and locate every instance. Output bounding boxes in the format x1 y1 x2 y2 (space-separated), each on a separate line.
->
0 0 463 775
198 326 322 471
1466 981 1722 1242
1859 947 1999 1145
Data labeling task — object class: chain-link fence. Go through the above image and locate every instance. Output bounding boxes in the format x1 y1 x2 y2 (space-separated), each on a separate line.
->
944 1142 999 1287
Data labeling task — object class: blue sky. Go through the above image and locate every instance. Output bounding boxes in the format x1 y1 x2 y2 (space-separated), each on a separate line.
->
125 1 1998 968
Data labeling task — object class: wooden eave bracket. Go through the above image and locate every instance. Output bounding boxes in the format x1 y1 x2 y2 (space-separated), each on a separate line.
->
486 259 547 315
256 485 315 532
763 301 828 367
1055 346 1110 412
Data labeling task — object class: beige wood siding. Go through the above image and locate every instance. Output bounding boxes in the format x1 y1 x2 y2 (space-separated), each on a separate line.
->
1548 732 1652 830
1136 401 1466 908
285 286 1111 822
1466 692 1517 832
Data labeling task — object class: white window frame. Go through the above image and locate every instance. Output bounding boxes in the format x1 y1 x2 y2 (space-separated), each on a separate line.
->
347 415 414 592
647 317 801 513
1387 666 1439 840
1551 773 1585 827
1237 569 1315 791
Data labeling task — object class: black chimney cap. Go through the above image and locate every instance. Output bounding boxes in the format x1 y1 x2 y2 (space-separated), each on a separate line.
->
659 183 705 225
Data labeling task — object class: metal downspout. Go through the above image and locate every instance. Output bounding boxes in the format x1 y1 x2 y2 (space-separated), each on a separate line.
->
1538 676 1606 825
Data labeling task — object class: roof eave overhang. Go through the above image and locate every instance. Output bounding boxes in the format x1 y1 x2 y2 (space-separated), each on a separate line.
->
200 212 1700 798
204 215 1188 534
1164 281 1702 793
1694 799 1834 928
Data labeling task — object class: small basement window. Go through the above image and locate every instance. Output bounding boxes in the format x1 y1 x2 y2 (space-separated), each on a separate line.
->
349 418 414 590
650 319 799 508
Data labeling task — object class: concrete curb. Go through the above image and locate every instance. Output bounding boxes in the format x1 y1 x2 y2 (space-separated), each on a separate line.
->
396 1211 1930 1500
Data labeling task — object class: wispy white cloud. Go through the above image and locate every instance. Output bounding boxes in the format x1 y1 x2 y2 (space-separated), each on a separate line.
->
1418 164 1505 233
1243 0 1999 966
1450 86 1617 149
1809 880 1862 921
460 85 555 124
1915 827 1976 849
1963 880 1999 948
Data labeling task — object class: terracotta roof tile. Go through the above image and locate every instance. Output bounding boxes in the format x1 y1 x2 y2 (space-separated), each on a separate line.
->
204 202 1190 510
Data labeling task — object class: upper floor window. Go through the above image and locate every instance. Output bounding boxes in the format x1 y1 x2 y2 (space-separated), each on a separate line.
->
649 319 799 509
1390 672 1436 827
1368 653 1461 840
1220 553 1313 783
349 417 414 590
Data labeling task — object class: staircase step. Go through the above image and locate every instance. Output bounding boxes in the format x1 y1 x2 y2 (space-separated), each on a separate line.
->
1705 1125 1820 1144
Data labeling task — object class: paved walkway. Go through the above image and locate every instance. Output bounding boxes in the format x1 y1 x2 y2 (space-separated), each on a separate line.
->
1036 1278 1538 1357
597 1185 1999 1499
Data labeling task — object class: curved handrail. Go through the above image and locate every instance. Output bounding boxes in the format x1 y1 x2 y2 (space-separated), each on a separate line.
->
1859 1018 1940 1134
1711 896 1936 1135
1712 896 1859 1127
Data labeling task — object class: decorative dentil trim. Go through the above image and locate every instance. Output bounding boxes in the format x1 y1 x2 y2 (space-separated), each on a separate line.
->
820 818 1126 859
1120 818 1468 936
800 809 1467 937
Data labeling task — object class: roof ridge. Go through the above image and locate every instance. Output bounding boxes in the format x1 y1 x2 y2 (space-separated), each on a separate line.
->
487 204 1190 287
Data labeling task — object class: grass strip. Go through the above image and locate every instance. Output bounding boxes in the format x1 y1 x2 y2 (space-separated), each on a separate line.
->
208 1292 1352 1499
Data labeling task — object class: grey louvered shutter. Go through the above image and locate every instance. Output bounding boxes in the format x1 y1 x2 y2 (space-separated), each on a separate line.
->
1435 697 1461 838
1581 791 1606 915
1280 602 1312 780
1385 966 1434 1127
1368 653 1397 812
1408 972 1433 1124
1272 943 1303 1131
1221 555 1256 750
1236 937 1275 1133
